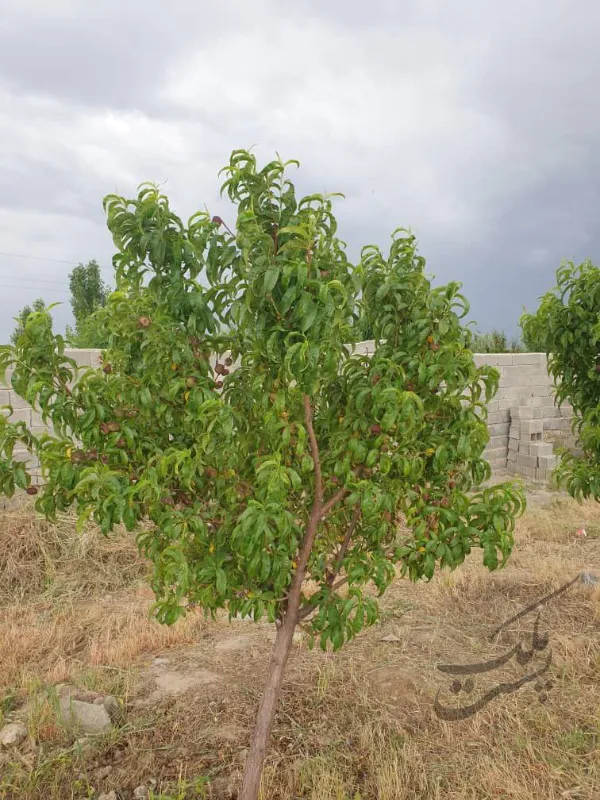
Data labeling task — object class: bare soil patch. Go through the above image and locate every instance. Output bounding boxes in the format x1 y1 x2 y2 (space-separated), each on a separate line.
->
1 492 599 799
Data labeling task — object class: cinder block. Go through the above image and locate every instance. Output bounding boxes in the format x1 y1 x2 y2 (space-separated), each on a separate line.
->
518 396 545 407
507 451 517 463
513 353 546 366
535 468 548 482
518 443 530 455
524 370 549 385
486 435 509 449
2 407 31 424
517 454 538 468
529 442 553 457
12 450 37 467
474 354 499 366
543 419 561 431
541 406 560 418
488 422 510 437
0 389 11 405
522 420 543 436
515 463 537 479
487 400 500 412
65 348 93 367
529 384 554 397
510 406 543 420
509 423 528 439
487 410 510 425
538 455 558 470
495 353 514 366
484 447 507 462
496 386 520 400
30 425 51 438
30 410 46 427
508 438 518 451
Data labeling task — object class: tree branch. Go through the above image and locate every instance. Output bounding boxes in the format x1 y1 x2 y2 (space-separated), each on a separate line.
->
296 506 360 623
303 394 323 507
321 486 348 516
328 505 361 585
296 575 350 622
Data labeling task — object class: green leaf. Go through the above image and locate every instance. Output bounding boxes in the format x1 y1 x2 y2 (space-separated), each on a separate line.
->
263 267 280 294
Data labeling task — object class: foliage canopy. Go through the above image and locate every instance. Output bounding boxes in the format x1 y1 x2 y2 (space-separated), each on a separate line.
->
522 260 600 499
1 150 524 638
1 149 525 797
10 298 50 346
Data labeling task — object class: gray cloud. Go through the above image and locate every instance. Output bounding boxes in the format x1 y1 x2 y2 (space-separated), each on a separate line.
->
1 0 600 342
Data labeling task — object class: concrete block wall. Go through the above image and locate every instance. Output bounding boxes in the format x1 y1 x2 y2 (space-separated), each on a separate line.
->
0 350 102 485
0 346 576 486
473 352 575 482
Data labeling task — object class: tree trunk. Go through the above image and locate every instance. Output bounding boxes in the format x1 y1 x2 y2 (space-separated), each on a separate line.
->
238 615 297 800
239 397 342 799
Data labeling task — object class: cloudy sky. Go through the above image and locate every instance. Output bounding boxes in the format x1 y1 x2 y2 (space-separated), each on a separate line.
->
1 0 599 343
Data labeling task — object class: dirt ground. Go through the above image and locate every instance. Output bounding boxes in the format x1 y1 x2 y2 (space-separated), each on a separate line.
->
0 482 599 800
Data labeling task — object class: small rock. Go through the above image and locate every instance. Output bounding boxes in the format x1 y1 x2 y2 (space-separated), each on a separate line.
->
236 747 249 765
581 572 599 586
58 698 112 735
93 696 105 705
94 765 113 780
133 786 149 798
0 722 27 747
381 634 402 643
152 657 169 666
98 792 118 800
102 695 120 719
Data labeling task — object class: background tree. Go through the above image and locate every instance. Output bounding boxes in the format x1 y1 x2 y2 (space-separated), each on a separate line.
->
470 328 524 353
66 259 110 347
0 150 524 800
519 312 547 353
10 298 50 345
521 260 600 499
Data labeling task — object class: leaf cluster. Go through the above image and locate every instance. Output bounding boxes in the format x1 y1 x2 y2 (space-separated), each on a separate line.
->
522 260 600 499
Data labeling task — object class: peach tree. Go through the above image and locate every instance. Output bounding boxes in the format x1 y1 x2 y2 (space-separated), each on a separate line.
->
0 150 524 800
522 259 600 499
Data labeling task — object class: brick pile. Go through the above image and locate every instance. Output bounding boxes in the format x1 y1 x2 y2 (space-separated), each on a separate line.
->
506 402 574 483
478 353 554 469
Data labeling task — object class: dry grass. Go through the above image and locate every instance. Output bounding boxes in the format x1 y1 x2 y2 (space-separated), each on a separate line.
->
1 493 599 799
0 505 208 691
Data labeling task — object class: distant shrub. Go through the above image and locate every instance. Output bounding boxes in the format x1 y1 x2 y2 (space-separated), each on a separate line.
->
471 329 524 353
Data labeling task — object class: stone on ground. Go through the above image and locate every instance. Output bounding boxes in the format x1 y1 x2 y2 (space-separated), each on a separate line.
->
0 722 27 747
58 697 112 735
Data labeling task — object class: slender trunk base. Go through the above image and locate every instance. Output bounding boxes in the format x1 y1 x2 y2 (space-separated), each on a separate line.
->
238 617 297 800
